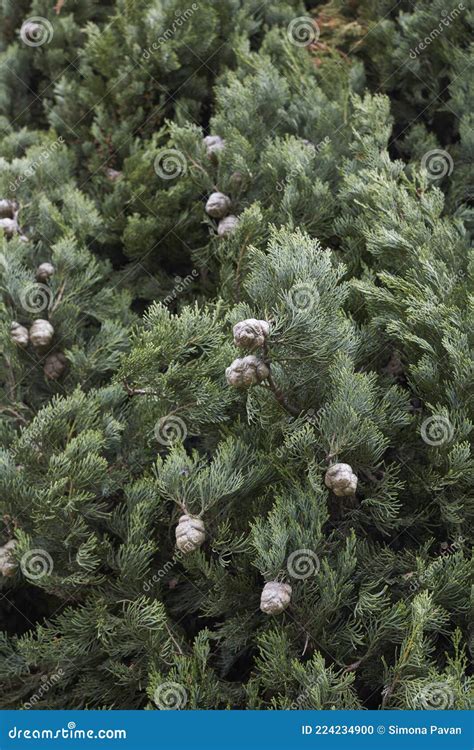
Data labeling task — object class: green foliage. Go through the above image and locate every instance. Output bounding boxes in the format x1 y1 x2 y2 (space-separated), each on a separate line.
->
0 0 471 712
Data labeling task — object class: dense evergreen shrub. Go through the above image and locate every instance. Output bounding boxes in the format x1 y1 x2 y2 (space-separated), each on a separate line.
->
0 0 471 710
